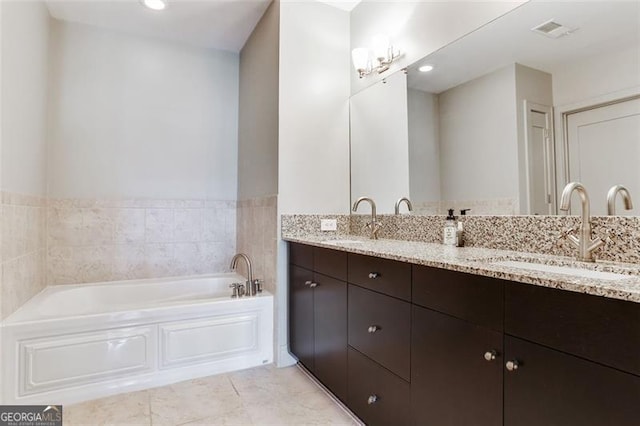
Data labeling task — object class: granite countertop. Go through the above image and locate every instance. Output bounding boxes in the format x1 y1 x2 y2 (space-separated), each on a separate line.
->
282 234 640 304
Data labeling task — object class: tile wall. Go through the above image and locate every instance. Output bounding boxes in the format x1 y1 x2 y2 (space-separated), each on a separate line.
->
236 196 278 294
1 192 47 319
47 198 237 285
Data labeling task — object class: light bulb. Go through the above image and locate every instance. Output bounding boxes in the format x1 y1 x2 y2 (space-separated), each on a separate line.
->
351 48 371 72
371 34 391 61
418 65 434 73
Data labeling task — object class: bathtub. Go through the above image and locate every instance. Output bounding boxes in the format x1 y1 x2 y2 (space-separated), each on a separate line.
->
0 273 273 405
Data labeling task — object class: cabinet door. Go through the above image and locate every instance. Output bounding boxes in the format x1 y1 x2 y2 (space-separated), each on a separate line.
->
504 336 640 426
411 306 503 426
313 273 347 402
289 265 314 371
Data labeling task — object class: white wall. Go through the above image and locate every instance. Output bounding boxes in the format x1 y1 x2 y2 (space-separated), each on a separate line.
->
350 0 526 94
551 44 640 108
351 71 409 214
439 64 518 202
1 1 50 195
48 20 239 200
408 88 440 205
278 0 351 215
238 1 279 201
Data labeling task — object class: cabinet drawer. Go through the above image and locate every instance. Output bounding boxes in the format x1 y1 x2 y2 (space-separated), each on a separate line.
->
504 336 640 426
348 253 411 301
505 282 640 376
314 247 347 281
289 242 313 270
412 265 504 331
348 285 411 381
348 347 410 426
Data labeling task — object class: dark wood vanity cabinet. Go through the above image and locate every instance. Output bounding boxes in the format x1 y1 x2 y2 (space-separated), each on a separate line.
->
288 242 640 425
288 243 348 401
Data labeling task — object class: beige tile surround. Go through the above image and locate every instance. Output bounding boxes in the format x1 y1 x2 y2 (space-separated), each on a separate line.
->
1 194 240 319
1 192 47 319
47 198 237 285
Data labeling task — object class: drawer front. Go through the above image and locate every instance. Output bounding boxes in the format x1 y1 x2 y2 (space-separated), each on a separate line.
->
505 282 640 376
412 265 504 331
314 246 347 281
348 253 411 301
289 242 313 270
348 348 410 426
348 285 411 381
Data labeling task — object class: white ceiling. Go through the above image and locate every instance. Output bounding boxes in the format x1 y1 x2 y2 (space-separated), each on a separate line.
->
408 0 640 93
45 0 273 52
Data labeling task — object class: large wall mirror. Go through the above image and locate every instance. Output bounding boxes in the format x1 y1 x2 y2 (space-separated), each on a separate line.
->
350 1 640 215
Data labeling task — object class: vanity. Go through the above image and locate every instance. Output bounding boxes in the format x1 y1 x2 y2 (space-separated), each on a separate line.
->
286 238 640 426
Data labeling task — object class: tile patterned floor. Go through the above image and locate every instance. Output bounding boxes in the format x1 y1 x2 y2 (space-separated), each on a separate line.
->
64 365 359 426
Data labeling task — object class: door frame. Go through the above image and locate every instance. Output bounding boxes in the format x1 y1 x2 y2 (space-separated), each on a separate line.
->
554 87 640 204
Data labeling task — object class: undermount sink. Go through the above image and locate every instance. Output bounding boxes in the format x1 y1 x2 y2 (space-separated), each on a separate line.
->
490 260 633 281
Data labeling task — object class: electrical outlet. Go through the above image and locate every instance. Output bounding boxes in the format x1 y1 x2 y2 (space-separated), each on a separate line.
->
320 219 337 231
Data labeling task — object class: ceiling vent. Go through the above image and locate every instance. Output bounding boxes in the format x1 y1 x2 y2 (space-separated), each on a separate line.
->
531 19 577 39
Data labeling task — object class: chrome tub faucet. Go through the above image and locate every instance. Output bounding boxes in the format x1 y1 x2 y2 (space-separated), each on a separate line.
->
230 253 262 296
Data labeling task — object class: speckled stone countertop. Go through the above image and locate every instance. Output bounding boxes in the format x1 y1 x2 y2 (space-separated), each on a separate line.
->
282 234 640 304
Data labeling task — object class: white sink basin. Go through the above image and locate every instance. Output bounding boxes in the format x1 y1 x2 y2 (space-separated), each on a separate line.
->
492 260 630 281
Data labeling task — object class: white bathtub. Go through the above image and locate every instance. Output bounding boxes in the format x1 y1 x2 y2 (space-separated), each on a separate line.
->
0 273 273 405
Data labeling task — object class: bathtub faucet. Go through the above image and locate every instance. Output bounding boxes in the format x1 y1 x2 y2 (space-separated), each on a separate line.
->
230 253 257 296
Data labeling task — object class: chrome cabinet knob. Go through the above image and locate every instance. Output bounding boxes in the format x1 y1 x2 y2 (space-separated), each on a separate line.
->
368 272 379 279
484 350 497 361
367 395 378 405
367 325 380 333
506 360 519 371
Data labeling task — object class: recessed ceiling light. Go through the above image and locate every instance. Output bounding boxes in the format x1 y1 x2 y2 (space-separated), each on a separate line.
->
418 65 434 73
141 0 167 11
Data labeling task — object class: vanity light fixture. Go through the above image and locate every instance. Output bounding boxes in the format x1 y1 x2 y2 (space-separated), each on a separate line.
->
141 0 167 11
351 34 401 78
418 64 434 73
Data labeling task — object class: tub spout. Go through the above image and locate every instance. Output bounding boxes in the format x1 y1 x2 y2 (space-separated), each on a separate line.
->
230 253 256 296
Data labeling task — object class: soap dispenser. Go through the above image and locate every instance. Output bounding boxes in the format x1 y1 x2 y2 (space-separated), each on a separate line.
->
443 209 457 246
456 209 471 247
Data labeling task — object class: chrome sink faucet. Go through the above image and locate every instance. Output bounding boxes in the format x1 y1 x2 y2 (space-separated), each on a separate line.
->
559 182 605 262
230 253 257 296
607 184 633 215
394 197 413 215
352 196 381 240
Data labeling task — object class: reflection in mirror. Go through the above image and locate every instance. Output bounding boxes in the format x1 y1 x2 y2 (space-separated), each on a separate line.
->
350 0 640 216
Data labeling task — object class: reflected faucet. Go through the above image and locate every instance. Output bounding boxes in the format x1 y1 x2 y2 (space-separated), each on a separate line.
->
230 253 256 296
607 185 633 215
394 197 413 215
559 182 605 262
352 197 381 240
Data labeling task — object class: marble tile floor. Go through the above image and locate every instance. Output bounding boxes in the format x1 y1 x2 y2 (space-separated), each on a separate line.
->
64 365 360 426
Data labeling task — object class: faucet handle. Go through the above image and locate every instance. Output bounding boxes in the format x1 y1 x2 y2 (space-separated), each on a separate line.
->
229 283 240 298
557 227 580 249
253 279 263 293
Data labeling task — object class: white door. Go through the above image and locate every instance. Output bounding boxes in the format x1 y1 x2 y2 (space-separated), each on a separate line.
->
525 102 555 215
565 96 640 215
